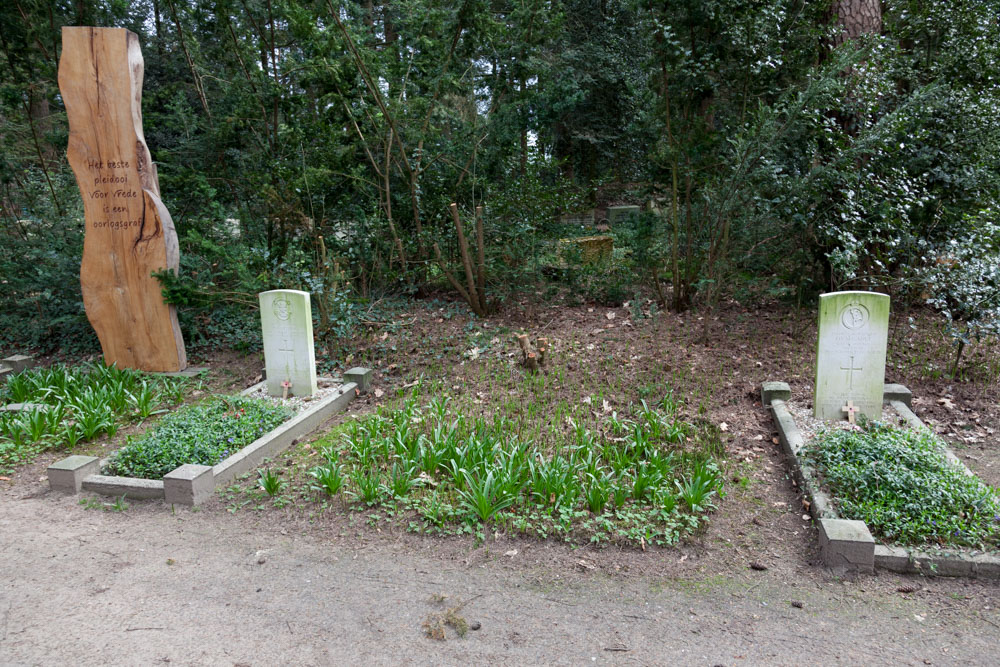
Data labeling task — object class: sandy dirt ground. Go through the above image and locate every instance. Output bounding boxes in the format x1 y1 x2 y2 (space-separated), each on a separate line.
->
3 486 1000 666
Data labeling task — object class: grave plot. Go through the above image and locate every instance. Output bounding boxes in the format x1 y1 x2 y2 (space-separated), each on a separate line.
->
219 331 726 547
46 288 372 506
764 291 1000 577
48 377 362 506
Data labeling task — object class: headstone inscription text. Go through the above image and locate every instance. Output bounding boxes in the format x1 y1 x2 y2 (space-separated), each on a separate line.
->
259 290 318 398
59 27 186 372
813 291 890 420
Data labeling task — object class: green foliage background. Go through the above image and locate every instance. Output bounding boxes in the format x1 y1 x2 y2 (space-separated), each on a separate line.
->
1 0 998 354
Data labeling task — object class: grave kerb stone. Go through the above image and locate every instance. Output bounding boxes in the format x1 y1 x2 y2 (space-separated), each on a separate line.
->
2 354 35 374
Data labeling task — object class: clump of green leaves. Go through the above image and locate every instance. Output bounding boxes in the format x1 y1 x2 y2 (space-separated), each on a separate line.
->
106 396 292 479
0 363 185 475
258 468 287 497
307 392 723 547
807 423 1000 548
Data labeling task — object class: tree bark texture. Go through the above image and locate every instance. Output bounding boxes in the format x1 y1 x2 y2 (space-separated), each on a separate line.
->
831 0 882 46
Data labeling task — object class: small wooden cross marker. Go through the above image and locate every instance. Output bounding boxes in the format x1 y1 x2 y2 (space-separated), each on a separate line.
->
281 380 292 400
841 400 859 424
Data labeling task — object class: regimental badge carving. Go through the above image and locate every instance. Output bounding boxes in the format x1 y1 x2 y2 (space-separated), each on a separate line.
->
840 303 869 330
272 295 292 321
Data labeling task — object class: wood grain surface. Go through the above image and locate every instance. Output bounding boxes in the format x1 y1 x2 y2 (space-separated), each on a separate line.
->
59 27 186 371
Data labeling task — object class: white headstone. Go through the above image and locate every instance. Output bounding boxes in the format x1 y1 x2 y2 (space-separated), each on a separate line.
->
814 291 890 420
259 289 317 398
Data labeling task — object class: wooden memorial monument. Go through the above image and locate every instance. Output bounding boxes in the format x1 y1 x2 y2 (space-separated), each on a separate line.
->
59 27 187 371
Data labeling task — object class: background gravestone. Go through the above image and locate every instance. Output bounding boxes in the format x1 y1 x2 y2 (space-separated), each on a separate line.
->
606 205 640 224
813 291 890 420
59 27 187 372
259 290 317 398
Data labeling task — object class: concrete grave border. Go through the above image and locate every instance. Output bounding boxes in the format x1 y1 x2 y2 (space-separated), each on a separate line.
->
48 373 369 506
763 381 1000 578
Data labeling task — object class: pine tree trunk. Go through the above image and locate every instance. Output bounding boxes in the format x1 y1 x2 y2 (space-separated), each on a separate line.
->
831 0 882 46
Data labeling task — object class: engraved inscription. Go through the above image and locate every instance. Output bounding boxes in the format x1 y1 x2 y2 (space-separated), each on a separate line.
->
840 356 863 389
85 155 140 232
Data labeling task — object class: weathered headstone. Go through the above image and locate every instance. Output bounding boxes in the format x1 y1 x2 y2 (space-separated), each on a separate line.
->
559 235 614 264
259 290 317 398
814 291 890 420
559 209 596 226
59 27 187 372
606 205 640 224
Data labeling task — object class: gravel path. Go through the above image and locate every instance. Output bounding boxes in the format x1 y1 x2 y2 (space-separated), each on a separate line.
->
3 487 999 666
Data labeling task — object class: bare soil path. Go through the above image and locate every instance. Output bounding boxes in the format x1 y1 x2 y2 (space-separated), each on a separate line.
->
2 487 999 666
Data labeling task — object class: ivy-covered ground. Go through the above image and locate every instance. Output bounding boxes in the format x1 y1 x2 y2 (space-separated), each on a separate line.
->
807 422 1000 548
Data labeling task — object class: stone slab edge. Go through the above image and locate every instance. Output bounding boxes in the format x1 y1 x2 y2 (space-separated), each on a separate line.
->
155 365 210 378
81 475 165 499
764 381 1000 579
761 382 835 520
213 382 358 485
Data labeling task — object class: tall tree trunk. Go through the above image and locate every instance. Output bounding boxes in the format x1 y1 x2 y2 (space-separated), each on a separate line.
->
830 0 882 47
519 76 527 180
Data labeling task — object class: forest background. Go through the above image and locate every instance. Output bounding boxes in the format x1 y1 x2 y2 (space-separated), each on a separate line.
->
1 0 998 371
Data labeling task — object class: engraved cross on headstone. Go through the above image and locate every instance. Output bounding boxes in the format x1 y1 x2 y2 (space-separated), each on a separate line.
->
840 356 863 389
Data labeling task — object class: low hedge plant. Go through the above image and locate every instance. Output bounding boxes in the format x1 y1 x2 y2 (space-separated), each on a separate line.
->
807 422 1000 549
106 396 292 479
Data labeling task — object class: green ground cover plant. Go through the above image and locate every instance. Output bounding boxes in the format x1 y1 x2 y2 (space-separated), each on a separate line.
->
106 396 292 480
303 387 723 547
807 423 1000 549
0 364 185 475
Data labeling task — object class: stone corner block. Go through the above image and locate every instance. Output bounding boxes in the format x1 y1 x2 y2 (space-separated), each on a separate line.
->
0 365 12 379
761 381 791 405
819 518 875 574
48 455 100 493
883 383 912 407
2 354 35 374
164 464 215 506
344 367 374 392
